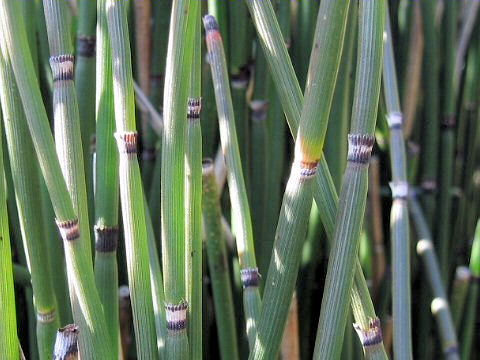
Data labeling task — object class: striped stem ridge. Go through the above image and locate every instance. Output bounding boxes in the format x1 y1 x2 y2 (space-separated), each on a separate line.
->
313 0 386 358
250 1 352 358
161 0 195 357
204 14 262 349
53 324 79 360
0 50 19 359
245 1 386 346
0 0 114 358
0 39 60 358
94 0 120 356
106 1 157 358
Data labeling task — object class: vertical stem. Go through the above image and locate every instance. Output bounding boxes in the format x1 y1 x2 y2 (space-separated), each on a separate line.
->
0 44 60 359
75 0 97 224
95 0 120 356
0 0 114 357
161 0 194 356
204 15 261 349
186 3 202 358
383 6 412 359
313 1 386 358
105 1 157 358
202 159 240 360
0 62 18 359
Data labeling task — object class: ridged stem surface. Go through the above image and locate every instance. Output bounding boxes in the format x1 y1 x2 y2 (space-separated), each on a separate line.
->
105 1 157 358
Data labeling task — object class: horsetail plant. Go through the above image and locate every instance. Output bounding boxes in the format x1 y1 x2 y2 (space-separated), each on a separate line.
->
0 0 113 358
202 159 240 360
460 219 480 358
313 1 386 358
161 0 194 356
105 0 157 358
436 0 459 283
0 42 60 359
43 0 93 264
451 266 471 330
246 0 386 351
144 198 167 359
409 195 459 360
204 14 261 349
419 0 440 227
185 4 203 358
250 1 352 358
94 0 120 355
383 6 413 358
0 51 18 360
75 0 97 220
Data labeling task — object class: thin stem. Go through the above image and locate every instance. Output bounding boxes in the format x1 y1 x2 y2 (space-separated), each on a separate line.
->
161 0 194 356
186 3 202 358
246 0 385 350
252 1 352 358
204 14 261 348
383 5 412 358
95 0 120 356
202 159 240 360
313 1 386 358
75 0 96 224
0 61 18 358
409 195 459 360
0 1 114 358
0 42 60 359
105 1 157 358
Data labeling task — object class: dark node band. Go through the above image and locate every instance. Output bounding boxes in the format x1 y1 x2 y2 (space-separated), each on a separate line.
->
250 100 269 122
472 274 480 284
203 15 219 32
165 301 188 331
50 54 75 82
94 226 119 253
441 115 456 129
56 219 80 241
115 132 138 154
187 98 202 120
444 345 459 356
347 134 375 164
421 179 437 193
353 317 383 348
240 267 261 288
231 66 250 89
142 147 156 161
77 35 96 57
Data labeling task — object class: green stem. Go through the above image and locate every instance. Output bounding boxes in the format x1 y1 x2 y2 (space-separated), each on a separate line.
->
246 1 386 353
94 0 120 356
186 5 202 358
75 0 97 225
105 0 157 358
0 73 18 360
0 0 114 357
161 0 194 357
313 1 386 358
202 159 240 360
0 44 59 360
409 195 459 360
383 6 412 358
204 15 261 349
